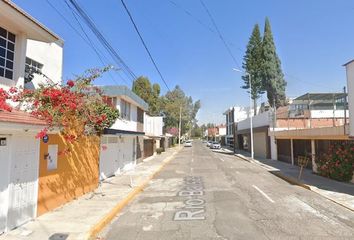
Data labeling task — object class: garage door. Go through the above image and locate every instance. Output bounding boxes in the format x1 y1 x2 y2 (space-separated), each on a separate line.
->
253 132 267 158
7 135 39 230
99 136 119 180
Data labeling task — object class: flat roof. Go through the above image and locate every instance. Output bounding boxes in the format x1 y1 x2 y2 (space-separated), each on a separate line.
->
343 59 354 67
294 93 346 102
99 85 149 111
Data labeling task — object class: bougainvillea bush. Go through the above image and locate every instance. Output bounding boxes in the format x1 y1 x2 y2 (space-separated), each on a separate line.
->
316 142 354 182
0 67 119 144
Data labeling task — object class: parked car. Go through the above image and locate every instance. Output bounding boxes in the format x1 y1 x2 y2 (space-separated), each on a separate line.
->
184 140 192 147
210 141 221 149
206 141 212 147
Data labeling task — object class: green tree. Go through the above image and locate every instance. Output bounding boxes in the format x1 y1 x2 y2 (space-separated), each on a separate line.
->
261 17 287 107
242 24 264 114
132 76 161 115
161 86 201 135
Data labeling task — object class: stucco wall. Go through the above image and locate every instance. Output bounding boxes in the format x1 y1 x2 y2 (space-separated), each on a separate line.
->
37 134 99 216
345 62 354 136
25 39 63 87
237 111 271 131
110 97 140 132
144 115 163 136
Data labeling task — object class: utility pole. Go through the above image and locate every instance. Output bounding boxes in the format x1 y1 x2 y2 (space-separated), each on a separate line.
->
233 68 254 159
178 106 182 147
249 73 254 159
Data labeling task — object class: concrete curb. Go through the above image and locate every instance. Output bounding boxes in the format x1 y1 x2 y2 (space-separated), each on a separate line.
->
86 147 182 240
236 153 354 213
234 154 251 162
270 171 311 190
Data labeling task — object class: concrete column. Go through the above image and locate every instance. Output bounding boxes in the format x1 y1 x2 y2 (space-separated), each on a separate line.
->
14 33 27 88
290 139 294 165
270 136 277 160
311 139 317 173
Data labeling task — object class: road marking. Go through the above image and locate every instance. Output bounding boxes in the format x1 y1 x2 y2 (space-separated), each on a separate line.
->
252 185 275 203
219 157 225 162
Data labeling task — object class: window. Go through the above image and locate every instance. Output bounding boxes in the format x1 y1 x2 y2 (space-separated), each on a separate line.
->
25 57 43 72
137 107 144 123
0 26 16 80
120 99 131 120
104 97 117 108
25 57 44 83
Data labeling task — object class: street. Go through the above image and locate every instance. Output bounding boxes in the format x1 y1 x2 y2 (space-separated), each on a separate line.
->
101 141 354 240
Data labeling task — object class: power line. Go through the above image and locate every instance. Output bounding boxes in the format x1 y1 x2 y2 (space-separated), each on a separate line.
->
199 0 241 68
120 0 171 91
168 0 242 53
169 0 215 34
62 0 129 85
67 0 137 82
46 0 129 85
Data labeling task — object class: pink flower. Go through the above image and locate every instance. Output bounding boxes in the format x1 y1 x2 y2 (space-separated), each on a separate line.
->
35 128 48 139
67 80 75 88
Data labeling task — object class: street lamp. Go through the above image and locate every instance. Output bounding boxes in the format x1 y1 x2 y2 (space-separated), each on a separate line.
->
232 68 254 159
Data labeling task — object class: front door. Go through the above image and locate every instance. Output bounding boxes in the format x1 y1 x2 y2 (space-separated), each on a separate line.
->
7 135 39 230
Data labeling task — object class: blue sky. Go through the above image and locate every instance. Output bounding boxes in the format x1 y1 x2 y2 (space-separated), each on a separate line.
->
13 0 354 124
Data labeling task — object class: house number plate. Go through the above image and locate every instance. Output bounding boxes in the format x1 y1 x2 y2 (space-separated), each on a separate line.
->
0 138 6 146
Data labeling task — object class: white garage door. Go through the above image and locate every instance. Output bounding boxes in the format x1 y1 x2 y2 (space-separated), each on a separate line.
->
0 136 10 233
253 132 267 159
99 136 119 180
7 135 39 230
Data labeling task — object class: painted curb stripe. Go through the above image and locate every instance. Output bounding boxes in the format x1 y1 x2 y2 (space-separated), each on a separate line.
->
86 148 182 240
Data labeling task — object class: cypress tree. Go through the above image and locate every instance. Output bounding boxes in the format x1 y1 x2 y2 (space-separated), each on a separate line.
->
242 24 264 115
261 17 287 107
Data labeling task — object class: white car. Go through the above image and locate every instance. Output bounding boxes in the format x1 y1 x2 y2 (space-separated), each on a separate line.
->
184 140 192 147
210 142 221 149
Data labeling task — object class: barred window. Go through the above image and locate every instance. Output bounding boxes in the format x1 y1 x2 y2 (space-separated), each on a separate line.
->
0 26 16 80
120 99 131 120
137 107 144 123
25 57 43 72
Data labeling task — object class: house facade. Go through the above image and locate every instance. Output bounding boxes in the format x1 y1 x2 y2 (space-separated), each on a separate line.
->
223 106 253 147
235 110 272 159
269 93 349 172
144 115 165 152
0 0 63 233
99 86 148 180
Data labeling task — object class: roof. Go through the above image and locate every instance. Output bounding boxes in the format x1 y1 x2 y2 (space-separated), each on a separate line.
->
98 85 149 111
294 93 347 102
343 59 354 67
0 109 46 126
1 0 62 42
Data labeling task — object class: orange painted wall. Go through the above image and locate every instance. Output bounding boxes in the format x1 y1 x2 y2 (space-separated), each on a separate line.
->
37 134 100 216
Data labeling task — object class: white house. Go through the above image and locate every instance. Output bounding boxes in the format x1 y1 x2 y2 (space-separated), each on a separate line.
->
236 110 272 159
223 106 253 147
144 115 164 150
344 60 354 137
98 85 149 180
0 0 63 233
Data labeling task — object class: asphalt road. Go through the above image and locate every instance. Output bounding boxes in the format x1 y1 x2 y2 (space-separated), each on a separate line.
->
101 140 354 240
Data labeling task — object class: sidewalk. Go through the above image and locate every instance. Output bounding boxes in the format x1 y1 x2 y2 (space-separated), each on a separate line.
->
235 150 354 212
0 147 181 240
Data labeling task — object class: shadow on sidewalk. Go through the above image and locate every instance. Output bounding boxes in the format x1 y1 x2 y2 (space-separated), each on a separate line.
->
236 150 354 197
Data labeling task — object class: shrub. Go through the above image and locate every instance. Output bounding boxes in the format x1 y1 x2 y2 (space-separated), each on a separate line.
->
156 148 164 154
316 142 354 182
